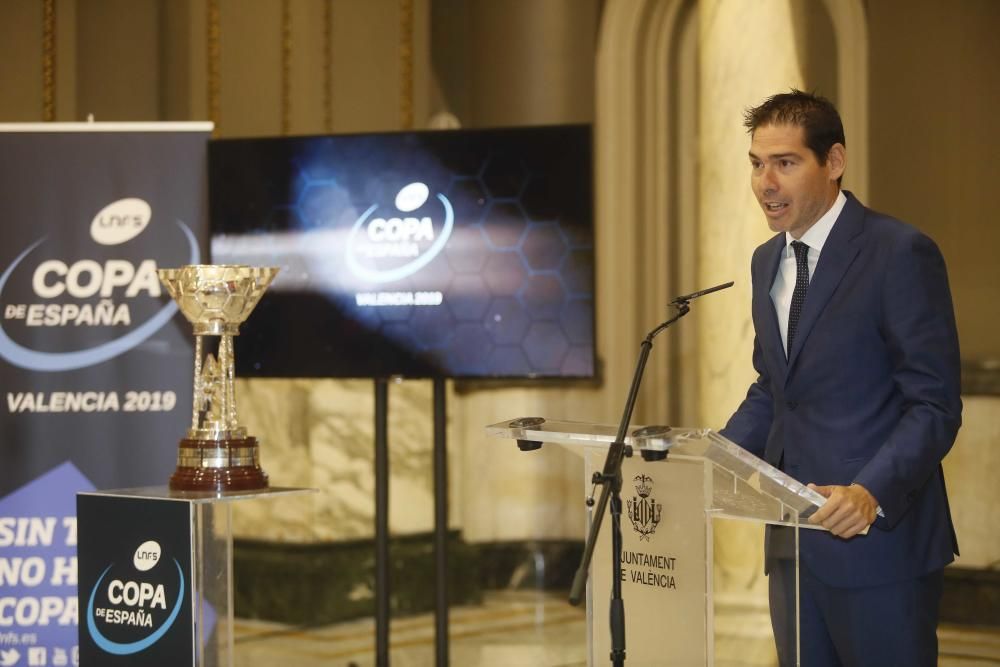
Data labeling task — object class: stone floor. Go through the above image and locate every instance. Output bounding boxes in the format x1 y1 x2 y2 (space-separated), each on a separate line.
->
230 591 1000 666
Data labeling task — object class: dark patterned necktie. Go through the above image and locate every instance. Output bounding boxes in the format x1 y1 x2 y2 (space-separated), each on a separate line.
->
787 240 810 353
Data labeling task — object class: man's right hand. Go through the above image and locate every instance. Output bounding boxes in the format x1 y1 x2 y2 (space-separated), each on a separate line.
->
807 483 877 538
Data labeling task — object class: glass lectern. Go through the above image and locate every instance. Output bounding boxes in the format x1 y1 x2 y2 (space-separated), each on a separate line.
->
487 419 826 667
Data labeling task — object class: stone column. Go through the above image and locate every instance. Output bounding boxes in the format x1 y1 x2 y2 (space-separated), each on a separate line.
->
698 0 805 598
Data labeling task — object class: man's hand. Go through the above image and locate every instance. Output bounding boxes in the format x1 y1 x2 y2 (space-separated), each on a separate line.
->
807 483 878 538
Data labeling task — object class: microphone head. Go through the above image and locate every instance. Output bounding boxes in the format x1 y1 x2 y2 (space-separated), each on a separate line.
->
671 280 734 305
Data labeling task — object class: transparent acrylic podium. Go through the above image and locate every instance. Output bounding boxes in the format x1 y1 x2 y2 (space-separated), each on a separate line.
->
77 486 312 667
487 419 827 667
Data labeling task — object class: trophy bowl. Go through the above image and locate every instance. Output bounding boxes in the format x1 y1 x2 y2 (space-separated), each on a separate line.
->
159 264 279 492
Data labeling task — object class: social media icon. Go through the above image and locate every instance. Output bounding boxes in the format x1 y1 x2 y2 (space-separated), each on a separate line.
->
27 647 46 666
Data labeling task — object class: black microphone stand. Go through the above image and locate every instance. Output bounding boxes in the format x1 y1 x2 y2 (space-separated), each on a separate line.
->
568 281 733 667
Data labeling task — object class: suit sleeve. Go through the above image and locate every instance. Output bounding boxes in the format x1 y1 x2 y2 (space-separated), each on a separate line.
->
853 230 962 529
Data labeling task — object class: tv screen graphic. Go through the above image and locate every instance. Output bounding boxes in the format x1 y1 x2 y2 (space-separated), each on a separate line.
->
209 124 594 379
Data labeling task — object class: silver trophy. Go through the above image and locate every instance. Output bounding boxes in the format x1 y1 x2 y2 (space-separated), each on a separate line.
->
158 264 278 491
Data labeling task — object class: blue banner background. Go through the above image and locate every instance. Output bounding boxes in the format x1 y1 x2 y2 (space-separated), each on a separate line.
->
0 126 209 666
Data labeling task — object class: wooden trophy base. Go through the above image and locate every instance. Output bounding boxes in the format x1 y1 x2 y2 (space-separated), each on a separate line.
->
169 436 269 492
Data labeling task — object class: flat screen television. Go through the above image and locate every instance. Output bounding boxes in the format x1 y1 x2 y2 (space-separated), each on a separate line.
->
209 124 594 379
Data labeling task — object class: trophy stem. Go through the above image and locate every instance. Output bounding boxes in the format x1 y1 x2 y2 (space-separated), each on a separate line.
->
192 335 204 432
218 334 228 430
222 334 238 431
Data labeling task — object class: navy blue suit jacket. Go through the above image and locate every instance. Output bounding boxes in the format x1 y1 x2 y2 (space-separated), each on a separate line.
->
721 192 961 588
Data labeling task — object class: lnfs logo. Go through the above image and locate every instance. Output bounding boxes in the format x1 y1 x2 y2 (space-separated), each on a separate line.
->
626 474 663 541
0 197 199 371
345 182 454 283
86 540 186 656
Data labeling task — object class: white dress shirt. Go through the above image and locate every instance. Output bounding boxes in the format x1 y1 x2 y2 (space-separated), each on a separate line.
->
770 190 847 356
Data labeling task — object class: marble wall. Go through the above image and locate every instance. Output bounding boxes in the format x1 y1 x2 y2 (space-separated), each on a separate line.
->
230 378 450 542
227 376 615 544
697 0 805 599
944 396 1000 569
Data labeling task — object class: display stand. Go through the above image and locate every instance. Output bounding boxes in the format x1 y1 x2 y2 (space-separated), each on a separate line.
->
372 377 450 667
487 419 827 667
77 486 312 667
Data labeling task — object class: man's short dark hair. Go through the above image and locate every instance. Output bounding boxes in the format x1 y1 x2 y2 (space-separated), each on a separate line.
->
744 89 845 166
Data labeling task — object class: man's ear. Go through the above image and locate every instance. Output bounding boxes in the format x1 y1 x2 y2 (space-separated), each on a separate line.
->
827 143 846 181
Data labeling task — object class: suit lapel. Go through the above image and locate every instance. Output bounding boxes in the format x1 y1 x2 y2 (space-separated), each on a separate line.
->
755 234 786 372
786 194 865 372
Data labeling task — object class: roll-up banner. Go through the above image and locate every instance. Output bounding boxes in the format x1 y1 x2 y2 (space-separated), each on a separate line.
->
0 123 211 666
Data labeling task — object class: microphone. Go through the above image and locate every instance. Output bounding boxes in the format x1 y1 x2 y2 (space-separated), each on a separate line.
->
669 281 734 305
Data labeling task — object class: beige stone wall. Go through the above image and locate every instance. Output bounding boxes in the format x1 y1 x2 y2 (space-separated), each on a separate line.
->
944 397 1000 569
0 0 436 132
868 0 1000 365
697 0 804 439
0 1 46 120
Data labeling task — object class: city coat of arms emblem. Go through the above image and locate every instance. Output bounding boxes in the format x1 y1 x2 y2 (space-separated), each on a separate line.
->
626 474 662 540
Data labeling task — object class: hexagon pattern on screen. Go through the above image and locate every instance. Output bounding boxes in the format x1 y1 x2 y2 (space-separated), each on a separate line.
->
209 125 594 378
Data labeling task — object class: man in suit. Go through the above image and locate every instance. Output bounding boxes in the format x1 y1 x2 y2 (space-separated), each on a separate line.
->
721 90 962 666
